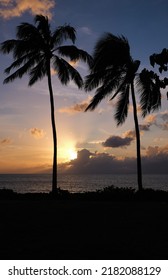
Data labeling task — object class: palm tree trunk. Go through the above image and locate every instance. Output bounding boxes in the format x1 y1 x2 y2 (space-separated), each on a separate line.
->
131 80 143 191
47 60 57 194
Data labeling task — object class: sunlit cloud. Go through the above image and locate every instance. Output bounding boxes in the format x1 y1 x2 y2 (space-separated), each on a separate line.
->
68 60 79 67
0 138 12 146
51 67 57 76
123 130 136 139
144 114 157 124
30 128 45 139
0 0 55 19
58 97 91 115
59 145 168 175
128 104 141 114
51 60 78 76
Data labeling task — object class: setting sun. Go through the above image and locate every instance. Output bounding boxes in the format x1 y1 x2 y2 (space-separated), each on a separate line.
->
68 149 77 160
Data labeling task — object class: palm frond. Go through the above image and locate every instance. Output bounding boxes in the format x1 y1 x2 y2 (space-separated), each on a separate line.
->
85 70 107 92
85 75 123 111
52 25 76 46
91 33 131 72
114 85 130 125
52 56 70 85
4 51 38 74
110 60 140 101
53 55 83 88
57 45 93 68
34 15 51 43
85 66 125 92
3 57 36 84
28 58 47 86
85 90 106 111
1 38 41 60
60 59 83 88
0 39 18 54
17 22 40 40
138 69 161 117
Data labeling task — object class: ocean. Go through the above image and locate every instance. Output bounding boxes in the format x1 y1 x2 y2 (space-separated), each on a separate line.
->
0 173 167 193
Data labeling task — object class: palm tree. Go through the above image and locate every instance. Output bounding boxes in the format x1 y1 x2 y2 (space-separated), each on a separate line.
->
1 14 92 194
85 33 161 191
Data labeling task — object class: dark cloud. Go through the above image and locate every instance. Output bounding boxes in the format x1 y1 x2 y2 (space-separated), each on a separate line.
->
58 147 168 175
142 145 168 174
159 122 168 130
139 124 151 131
102 135 133 148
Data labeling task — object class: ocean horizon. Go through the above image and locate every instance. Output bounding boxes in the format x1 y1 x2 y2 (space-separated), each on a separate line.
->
0 173 167 194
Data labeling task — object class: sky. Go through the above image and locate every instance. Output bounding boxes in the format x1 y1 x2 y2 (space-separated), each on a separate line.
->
0 0 168 174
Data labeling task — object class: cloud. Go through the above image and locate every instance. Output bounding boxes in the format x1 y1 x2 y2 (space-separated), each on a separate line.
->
144 114 157 124
59 146 168 175
139 112 168 132
123 130 136 139
139 124 151 131
102 135 133 148
79 26 92 35
159 122 168 130
0 0 55 19
58 97 91 115
142 144 168 174
138 114 157 133
30 128 45 139
76 141 101 150
160 111 168 121
156 111 168 130
59 149 125 174
0 138 12 146
146 144 168 157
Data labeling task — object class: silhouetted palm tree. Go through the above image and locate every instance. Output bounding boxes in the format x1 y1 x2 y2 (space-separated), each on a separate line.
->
85 33 161 191
1 14 92 193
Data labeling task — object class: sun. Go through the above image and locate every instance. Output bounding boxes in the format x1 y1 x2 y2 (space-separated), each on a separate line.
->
68 149 77 160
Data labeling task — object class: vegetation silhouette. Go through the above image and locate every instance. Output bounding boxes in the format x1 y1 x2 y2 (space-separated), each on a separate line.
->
136 48 168 119
1 185 168 259
0 14 92 194
150 48 168 73
1 186 168 202
85 33 161 191
150 48 168 100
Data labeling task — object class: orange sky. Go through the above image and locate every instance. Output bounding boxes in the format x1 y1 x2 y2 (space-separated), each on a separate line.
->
0 0 168 174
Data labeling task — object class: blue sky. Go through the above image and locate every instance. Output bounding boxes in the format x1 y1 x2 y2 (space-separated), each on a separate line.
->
0 0 168 174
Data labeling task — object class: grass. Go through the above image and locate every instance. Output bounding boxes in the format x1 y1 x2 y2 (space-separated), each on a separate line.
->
0 186 168 259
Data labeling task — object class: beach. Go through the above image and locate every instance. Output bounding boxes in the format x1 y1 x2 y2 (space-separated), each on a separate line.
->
0 192 168 260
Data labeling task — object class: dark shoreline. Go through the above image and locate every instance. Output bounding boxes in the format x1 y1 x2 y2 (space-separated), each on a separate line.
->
0 187 168 260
